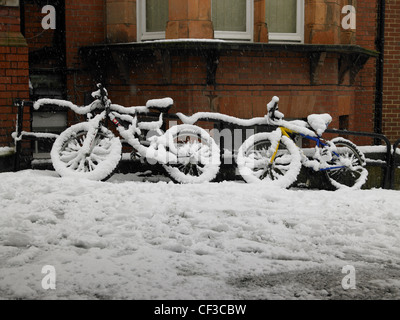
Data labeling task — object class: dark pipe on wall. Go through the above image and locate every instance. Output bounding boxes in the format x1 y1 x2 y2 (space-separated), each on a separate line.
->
375 0 385 144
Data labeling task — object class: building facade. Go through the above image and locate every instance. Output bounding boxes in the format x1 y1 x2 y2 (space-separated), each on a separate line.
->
0 0 398 162
0 0 29 148
382 0 400 141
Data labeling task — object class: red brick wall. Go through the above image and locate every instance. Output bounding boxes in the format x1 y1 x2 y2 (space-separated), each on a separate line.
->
0 4 20 33
0 5 29 147
23 2 56 53
102 48 357 137
382 0 400 142
65 0 106 105
354 0 378 143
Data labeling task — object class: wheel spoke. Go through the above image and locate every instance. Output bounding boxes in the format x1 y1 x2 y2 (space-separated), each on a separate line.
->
237 133 301 188
53 126 121 181
162 127 220 183
325 140 367 189
60 151 78 162
253 168 266 179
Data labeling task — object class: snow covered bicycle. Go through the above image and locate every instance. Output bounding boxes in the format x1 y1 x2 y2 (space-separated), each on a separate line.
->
237 97 368 189
33 84 220 183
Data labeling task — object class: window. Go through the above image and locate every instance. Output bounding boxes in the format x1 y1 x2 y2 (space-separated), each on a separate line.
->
0 0 20 7
212 0 253 41
136 0 304 43
137 0 169 41
266 0 304 43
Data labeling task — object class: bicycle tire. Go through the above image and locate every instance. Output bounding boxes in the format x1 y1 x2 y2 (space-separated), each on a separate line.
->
51 122 122 181
162 124 221 183
324 137 368 189
237 130 302 188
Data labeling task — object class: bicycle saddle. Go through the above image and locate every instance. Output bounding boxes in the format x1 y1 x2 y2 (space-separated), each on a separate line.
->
146 98 174 113
307 114 332 136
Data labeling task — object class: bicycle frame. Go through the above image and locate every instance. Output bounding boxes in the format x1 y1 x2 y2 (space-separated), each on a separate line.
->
235 96 368 189
109 110 176 165
271 126 345 172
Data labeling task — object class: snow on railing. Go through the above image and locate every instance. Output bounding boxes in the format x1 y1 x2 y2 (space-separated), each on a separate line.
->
0 146 15 157
12 131 59 142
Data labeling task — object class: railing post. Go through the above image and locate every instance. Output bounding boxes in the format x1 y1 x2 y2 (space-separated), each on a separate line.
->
391 139 400 190
13 99 24 172
218 120 224 162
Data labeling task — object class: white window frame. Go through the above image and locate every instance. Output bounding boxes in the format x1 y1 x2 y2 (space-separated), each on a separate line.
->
268 0 304 43
137 0 167 42
212 0 254 42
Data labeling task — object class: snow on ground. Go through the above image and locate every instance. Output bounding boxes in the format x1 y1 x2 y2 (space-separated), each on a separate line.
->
0 169 400 300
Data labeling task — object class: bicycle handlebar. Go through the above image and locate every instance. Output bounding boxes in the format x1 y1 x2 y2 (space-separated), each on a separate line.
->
269 102 279 121
266 96 284 123
34 83 175 117
33 98 101 114
33 98 153 116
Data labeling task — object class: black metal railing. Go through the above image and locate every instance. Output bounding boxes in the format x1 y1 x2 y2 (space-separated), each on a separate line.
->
13 100 60 171
391 138 400 190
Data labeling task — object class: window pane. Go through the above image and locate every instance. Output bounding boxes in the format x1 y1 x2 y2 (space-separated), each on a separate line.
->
146 0 169 32
212 0 246 32
266 0 297 33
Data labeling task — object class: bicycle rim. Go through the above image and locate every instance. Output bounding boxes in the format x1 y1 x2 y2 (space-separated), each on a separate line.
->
162 125 220 183
237 132 302 188
325 140 368 189
51 123 122 181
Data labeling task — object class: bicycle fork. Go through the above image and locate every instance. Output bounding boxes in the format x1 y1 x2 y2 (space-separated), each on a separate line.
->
80 114 105 158
269 127 291 164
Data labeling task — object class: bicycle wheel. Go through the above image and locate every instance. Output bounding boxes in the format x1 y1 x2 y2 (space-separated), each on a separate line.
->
162 124 221 183
237 130 302 188
51 122 122 181
324 138 368 189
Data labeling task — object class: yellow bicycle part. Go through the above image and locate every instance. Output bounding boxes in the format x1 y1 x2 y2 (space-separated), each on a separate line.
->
269 127 297 164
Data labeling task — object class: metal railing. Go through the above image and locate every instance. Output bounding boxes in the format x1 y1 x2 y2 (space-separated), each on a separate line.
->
391 138 400 190
13 100 59 171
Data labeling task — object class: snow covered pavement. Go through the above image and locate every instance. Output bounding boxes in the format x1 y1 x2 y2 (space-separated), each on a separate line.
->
0 170 400 300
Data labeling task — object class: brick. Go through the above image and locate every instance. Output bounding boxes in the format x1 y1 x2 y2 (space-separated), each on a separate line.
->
0 46 10 53
6 69 28 77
